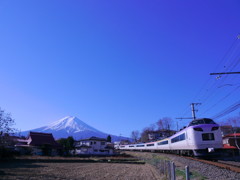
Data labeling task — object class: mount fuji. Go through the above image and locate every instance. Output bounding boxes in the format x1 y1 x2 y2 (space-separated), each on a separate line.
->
20 116 129 142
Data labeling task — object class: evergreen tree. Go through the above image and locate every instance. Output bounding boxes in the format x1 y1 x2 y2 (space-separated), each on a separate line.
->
57 136 75 155
107 135 111 142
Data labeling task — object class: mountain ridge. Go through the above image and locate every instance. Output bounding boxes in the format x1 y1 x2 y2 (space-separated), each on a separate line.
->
20 116 130 142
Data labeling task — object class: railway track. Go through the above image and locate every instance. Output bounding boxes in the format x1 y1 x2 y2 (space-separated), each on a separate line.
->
218 160 240 168
125 151 240 179
185 156 240 173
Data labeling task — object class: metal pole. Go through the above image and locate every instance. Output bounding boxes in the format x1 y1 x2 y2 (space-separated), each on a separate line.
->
210 72 240 75
191 103 196 120
191 103 201 120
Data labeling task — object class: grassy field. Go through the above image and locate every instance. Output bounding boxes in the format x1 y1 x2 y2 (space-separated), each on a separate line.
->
0 156 162 180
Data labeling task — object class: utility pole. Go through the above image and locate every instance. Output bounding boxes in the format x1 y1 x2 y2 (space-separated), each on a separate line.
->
176 103 201 130
210 72 240 75
176 103 201 121
191 103 201 120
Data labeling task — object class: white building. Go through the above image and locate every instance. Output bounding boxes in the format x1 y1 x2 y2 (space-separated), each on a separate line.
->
73 136 114 155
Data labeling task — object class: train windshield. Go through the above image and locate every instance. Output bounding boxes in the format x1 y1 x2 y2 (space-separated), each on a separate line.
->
188 118 216 126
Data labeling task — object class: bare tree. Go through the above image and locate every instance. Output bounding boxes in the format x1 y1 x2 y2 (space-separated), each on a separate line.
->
227 116 240 128
226 116 240 152
140 127 153 142
156 119 164 130
0 108 15 135
131 130 140 143
0 108 15 145
157 117 173 130
149 123 157 131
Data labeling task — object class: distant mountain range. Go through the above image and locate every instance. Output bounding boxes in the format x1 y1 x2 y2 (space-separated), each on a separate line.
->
20 116 130 142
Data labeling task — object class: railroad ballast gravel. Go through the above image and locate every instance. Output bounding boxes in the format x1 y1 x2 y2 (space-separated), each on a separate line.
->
126 151 240 180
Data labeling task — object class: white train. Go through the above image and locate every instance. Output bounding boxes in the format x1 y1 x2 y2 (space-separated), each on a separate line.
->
119 118 223 157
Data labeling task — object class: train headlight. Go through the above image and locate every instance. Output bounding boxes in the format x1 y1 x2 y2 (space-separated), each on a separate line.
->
211 126 219 131
193 127 203 131
208 148 215 153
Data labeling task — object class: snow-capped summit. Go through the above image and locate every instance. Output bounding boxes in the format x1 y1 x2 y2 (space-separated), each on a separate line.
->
42 116 100 133
20 116 128 142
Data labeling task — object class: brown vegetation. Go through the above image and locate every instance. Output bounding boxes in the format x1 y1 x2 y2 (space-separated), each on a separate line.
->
0 156 161 180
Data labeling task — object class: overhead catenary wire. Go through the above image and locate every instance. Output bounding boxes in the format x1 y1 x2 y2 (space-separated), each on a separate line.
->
180 35 240 120
211 100 240 120
194 38 239 104
199 86 240 116
191 38 239 104
200 39 240 116
180 39 239 117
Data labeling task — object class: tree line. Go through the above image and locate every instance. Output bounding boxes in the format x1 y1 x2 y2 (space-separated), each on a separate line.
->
131 117 173 143
131 116 240 143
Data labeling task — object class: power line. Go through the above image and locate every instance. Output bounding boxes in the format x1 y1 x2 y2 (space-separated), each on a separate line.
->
179 35 240 120
199 86 240 116
197 36 240 116
211 101 240 120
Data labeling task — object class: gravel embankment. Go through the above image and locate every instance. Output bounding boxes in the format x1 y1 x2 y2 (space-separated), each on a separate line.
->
125 151 240 180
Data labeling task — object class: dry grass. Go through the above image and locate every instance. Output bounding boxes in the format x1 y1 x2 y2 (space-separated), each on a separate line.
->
0 157 162 180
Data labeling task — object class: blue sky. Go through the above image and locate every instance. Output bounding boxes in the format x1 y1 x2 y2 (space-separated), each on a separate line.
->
0 1 240 137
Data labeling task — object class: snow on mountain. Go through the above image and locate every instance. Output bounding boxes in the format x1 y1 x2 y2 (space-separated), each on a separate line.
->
20 116 130 142
42 116 101 133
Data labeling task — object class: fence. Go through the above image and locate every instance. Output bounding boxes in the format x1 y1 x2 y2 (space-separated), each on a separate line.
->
157 160 190 180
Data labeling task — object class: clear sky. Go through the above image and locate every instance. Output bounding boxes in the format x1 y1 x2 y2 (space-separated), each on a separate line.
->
0 1 240 137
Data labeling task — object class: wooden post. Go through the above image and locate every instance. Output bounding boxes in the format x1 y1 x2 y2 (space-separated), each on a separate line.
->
161 160 164 174
185 166 190 180
168 161 171 179
164 160 167 177
171 162 176 180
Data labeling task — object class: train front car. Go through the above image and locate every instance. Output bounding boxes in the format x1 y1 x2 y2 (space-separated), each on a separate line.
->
186 118 223 157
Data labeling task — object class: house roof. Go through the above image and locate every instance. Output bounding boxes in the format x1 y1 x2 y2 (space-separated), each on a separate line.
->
223 133 240 138
28 132 61 148
223 144 237 149
78 136 107 142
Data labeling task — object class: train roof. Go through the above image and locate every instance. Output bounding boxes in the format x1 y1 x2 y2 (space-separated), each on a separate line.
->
188 118 217 127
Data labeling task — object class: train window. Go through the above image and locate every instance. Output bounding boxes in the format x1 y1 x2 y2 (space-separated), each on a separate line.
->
171 133 185 143
146 144 154 146
171 137 177 143
179 133 185 141
136 144 145 147
202 133 215 141
188 118 216 126
189 120 204 126
204 119 216 124
129 145 135 147
157 140 168 145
